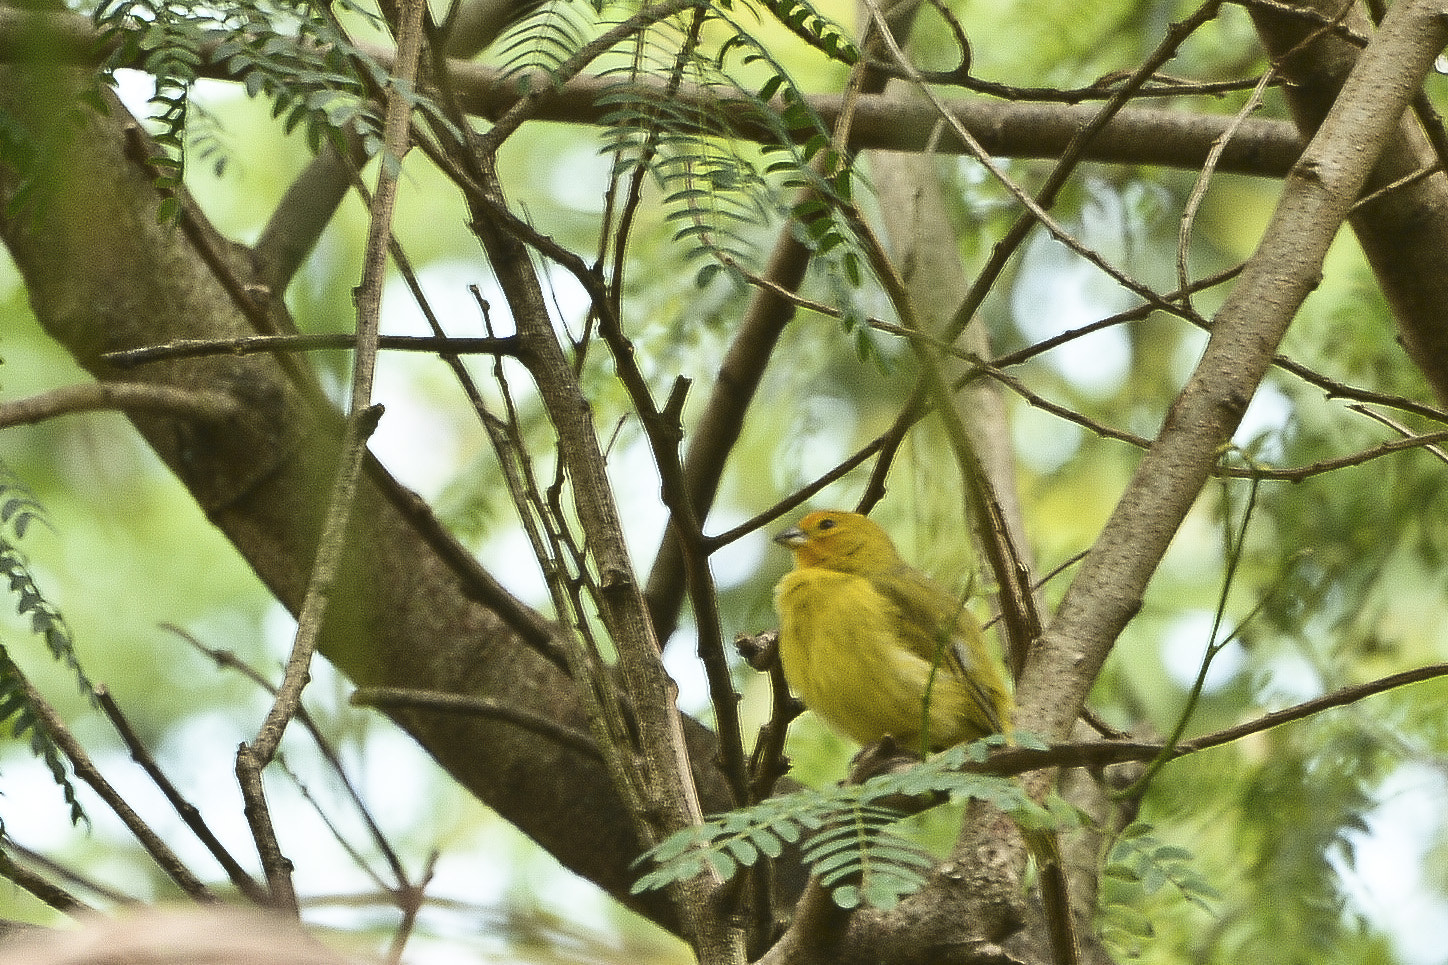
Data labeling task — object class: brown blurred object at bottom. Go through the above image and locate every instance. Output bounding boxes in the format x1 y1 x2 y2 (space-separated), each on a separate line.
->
0 906 362 965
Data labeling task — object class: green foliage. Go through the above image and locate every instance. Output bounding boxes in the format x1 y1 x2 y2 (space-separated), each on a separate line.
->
487 0 866 293
1099 822 1220 958
495 0 601 81
0 468 91 827
1224 725 1380 960
90 0 462 216
745 0 857 67
633 735 1048 910
709 2 868 294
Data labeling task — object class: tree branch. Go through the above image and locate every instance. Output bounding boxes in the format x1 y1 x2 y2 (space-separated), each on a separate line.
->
0 61 757 936
0 7 1306 177
0 383 238 428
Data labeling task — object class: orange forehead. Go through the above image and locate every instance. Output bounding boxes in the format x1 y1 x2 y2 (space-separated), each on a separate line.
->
797 509 861 531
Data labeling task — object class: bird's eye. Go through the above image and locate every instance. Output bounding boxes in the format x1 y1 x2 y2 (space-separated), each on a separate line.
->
817 517 836 531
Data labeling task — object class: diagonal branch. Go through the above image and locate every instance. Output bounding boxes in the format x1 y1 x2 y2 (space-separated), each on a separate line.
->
1017 0 1448 746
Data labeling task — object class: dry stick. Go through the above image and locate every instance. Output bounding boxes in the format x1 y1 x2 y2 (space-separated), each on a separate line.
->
94 686 269 905
166 625 411 890
234 0 426 911
494 271 744 959
701 437 890 553
0 847 92 916
734 628 800 804
0 383 238 428
3 839 130 907
468 282 634 786
849 224 1082 965
1177 70 1277 307
409 38 678 862
351 686 603 759
590 4 752 811
461 54 744 965
232 395 379 911
721 259 1448 494
104 333 520 367
1018 0 1448 750
20 679 216 901
344 182 580 678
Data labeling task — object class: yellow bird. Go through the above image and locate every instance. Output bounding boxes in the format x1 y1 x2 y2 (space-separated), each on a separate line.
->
773 509 1011 753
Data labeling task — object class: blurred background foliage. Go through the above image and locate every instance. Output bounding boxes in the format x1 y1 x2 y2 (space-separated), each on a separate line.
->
0 0 1445 962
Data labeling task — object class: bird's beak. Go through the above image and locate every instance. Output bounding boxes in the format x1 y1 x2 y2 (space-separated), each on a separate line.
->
774 525 806 548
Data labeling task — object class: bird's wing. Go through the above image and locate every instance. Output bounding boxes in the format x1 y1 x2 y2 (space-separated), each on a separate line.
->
867 565 1009 735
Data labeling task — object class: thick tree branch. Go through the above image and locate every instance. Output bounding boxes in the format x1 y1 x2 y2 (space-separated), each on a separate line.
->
0 6 1305 177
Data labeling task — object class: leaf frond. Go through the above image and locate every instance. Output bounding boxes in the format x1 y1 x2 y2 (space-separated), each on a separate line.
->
633 736 1057 909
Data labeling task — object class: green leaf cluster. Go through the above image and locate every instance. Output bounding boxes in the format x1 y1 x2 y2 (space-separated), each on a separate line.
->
633 735 1047 910
0 467 91 827
494 0 869 294
1098 822 1220 959
90 0 432 215
495 0 600 80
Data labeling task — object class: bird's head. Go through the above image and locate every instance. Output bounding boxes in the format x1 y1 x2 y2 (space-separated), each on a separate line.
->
774 510 902 574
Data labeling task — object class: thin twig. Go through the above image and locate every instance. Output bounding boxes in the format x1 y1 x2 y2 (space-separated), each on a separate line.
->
94 686 269 905
977 660 1448 777
1219 429 1448 480
164 625 411 889
3 839 132 906
0 846 92 916
279 756 391 892
351 686 603 759
236 0 424 910
383 852 436 965
1177 68 1276 308
103 333 519 368
0 383 238 428
21 678 216 901
1348 403 1448 464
